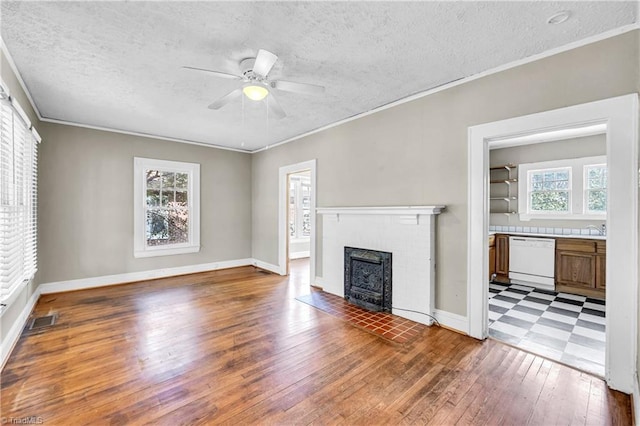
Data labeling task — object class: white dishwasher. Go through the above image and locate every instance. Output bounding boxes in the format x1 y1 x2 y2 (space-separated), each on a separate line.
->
509 236 556 291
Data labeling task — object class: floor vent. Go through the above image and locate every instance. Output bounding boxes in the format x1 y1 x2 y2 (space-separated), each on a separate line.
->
27 314 57 331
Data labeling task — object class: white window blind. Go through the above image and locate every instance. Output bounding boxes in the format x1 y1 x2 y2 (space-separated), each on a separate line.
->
0 98 38 305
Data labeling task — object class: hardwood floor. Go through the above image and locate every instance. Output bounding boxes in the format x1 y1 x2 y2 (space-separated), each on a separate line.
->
1 260 631 425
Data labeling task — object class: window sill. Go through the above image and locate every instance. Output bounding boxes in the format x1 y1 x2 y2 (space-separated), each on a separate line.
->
0 277 34 318
134 245 200 258
519 214 606 221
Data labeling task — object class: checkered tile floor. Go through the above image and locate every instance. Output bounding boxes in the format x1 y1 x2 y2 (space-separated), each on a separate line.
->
489 282 605 377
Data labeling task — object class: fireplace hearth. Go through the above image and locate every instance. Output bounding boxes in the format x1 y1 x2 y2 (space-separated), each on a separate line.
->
344 247 392 312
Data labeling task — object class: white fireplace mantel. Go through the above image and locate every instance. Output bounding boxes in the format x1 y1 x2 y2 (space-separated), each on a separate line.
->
317 204 446 326
317 206 445 225
317 206 445 216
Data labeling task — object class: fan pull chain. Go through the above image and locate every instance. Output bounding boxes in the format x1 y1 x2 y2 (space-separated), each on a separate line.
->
241 92 245 148
266 95 270 142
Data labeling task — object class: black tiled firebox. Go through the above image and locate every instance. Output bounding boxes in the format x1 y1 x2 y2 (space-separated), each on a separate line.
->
344 247 392 312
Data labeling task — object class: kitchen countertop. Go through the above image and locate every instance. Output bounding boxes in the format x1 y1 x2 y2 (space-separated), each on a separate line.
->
489 231 606 240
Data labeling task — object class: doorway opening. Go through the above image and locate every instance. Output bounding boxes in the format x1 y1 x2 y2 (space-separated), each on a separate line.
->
487 131 607 377
468 94 638 393
278 160 317 284
288 171 311 262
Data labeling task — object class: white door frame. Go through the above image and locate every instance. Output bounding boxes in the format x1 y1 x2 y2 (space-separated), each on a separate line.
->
467 94 638 393
278 159 317 281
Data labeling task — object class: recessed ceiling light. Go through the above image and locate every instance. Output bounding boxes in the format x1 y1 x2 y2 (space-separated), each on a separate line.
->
547 10 571 25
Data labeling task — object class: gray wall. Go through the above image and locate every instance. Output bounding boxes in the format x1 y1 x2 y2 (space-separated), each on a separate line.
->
37 122 252 284
251 30 639 317
489 134 606 229
1 48 252 353
2 30 639 386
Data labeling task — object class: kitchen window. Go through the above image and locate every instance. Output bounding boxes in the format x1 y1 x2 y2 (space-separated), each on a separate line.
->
518 155 606 220
134 158 200 258
528 167 571 214
584 164 607 214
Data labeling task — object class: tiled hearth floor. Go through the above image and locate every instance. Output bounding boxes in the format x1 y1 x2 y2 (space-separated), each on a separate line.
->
489 282 606 377
296 290 426 344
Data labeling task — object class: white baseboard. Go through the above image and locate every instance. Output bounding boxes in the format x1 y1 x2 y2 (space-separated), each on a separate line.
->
2 262 470 370
289 251 310 260
313 276 325 289
634 374 640 425
392 309 435 326
3 258 267 369
39 258 255 294
313 277 325 288
433 309 468 334
1 287 40 370
311 280 468 333
252 259 283 275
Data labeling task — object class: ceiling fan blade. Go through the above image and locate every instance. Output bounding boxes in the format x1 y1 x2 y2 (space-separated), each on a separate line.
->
182 66 243 80
271 80 325 95
208 88 243 109
252 49 278 77
266 94 286 119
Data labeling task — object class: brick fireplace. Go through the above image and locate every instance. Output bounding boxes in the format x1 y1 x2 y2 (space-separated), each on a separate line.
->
316 206 445 325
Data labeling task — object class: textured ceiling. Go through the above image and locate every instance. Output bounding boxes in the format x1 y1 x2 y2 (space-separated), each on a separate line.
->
0 2 637 152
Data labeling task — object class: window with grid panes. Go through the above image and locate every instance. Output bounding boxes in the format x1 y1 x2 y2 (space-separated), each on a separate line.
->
584 164 607 214
518 155 606 220
528 167 571 213
134 158 200 258
289 175 310 240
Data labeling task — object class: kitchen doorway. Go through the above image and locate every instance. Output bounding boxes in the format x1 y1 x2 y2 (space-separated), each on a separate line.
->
487 132 607 377
467 94 638 393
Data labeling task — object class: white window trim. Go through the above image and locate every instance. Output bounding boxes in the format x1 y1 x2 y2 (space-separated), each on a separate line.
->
584 163 607 215
526 166 572 215
0 86 40 313
518 155 606 221
133 157 200 258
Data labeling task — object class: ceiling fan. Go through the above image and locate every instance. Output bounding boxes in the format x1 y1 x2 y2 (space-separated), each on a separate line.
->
183 49 325 119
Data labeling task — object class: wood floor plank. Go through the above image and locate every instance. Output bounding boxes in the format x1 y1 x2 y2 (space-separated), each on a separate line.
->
1 260 631 424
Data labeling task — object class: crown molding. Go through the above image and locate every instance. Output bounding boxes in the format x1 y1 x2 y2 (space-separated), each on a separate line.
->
251 23 640 154
40 117 251 153
3 23 639 155
0 38 44 121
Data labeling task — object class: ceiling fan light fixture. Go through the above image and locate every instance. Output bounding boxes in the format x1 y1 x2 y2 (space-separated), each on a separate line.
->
243 84 269 101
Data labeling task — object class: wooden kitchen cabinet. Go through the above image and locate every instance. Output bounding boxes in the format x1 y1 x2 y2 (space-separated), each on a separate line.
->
556 251 595 289
489 235 496 280
494 234 509 283
595 255 606 290
555 238 605 298
595 241 606 290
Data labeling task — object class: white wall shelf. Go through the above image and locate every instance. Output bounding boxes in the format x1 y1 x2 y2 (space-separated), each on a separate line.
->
489 165 517 214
